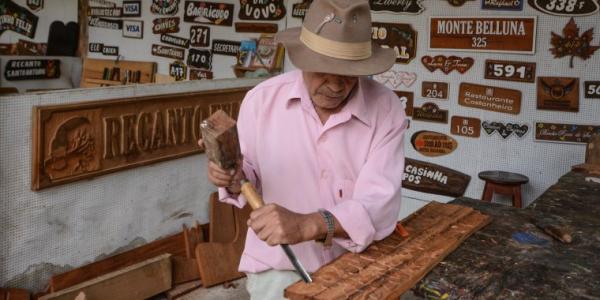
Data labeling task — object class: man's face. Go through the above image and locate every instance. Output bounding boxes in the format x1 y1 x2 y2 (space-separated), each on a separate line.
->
303 72 359 111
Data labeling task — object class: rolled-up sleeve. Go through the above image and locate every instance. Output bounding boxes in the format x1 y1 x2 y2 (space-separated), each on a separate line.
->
328 102 407 253
218 88 262 208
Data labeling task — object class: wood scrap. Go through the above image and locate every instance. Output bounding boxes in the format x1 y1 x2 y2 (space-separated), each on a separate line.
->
172 256 201 284
183 222 205 259
165 281 202 300
209 193 237 243
40 254 172 300
0 288 30 300
586 135 600 165
285 202 491 300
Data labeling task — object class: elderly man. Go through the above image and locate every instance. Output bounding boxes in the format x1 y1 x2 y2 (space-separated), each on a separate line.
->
200 0 407 298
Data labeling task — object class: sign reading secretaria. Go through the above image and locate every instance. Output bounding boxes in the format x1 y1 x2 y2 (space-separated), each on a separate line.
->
429 16 537 54
5 59 60 81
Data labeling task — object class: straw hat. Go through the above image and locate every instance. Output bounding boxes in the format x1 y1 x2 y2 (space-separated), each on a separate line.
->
276 0 396 76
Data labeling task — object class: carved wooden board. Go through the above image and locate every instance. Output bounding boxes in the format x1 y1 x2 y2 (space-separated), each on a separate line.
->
451 116 481 138
537 77 579 112
459 82 521 114
422 81 448 99
402 158 471 197
412 102 448 124
372 22 417 64
429 16 536 54
285 202 491 299
32 88 249 190
411 131 458 157
535 122 600 144
395 91 413 117
484 60 536 83
585 81 600 99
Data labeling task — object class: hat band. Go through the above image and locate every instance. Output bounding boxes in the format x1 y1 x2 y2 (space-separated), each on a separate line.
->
299 27 372 61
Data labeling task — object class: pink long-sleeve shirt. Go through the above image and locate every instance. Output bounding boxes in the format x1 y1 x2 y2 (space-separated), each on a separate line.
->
218 70 407 273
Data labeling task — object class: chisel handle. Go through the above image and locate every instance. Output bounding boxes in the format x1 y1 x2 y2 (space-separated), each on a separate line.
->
240 179 264 210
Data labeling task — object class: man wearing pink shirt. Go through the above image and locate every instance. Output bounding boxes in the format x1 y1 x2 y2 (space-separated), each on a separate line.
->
201 0 407 298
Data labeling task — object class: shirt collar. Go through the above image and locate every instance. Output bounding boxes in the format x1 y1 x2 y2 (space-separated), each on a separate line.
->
286 72 371 127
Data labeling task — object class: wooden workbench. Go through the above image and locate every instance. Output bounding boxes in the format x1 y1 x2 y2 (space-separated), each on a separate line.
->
404 171 600 299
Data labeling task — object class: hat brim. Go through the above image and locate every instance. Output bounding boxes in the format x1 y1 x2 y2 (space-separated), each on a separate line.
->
275 27 397 77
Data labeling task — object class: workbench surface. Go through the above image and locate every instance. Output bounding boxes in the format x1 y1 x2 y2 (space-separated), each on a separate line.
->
407 171 600 299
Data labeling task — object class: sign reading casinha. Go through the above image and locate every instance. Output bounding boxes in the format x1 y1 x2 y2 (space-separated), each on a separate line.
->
32 88 249 190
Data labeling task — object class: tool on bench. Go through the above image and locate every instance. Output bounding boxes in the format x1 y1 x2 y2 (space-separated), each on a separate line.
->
532 217 573 244
200 110 313 283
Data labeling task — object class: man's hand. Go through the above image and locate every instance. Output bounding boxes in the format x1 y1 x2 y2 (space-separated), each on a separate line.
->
248 204 324 246
198 139 244 194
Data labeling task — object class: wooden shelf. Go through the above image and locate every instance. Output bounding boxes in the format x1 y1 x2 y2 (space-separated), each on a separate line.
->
84 79 125 86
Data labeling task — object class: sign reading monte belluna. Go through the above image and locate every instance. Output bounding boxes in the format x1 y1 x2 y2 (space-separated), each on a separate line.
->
429 16 537 54
32 88 249 190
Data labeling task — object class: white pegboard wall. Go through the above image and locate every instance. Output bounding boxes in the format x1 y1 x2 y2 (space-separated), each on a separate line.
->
0 78 263 291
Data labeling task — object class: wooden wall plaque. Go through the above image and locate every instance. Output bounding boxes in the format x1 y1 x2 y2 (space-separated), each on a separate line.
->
411 131 458 157
413 102 448 124
403 158 471 197
484 60 536 83
451 116 481 138
482 121 528 139
32 88 250 190
535 122 600 144
372 22 417 64
429 16 536 54
422 81 448 99
537 77 579 112
234 22 278 33
395 91 414 117
585 81 600 99
459 83 521 114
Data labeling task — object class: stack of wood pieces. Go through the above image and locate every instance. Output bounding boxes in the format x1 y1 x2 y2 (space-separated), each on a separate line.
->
285 202 491 300
572 135 600 176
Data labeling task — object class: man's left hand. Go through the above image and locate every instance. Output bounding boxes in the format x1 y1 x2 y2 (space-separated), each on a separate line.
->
248 204 323 246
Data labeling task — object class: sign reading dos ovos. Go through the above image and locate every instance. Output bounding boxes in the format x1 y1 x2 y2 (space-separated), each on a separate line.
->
537 77 579 112
402 158 471 197
184 1 235 26
535 122 600 144
372 23 417 64
32 88 250 190
459 83 521 114
238 0 286 21
411 131 458 157
429 16 536 54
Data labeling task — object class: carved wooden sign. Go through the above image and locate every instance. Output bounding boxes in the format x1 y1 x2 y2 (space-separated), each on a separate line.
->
373 69 417 89
32 88 250 190
447 0 475 6
153 17 180 34
238 0 286 20
528 0 599 16
169 61 187 81
369 0 425 14
482 121 528 138
291 0 312 19
212 39 241 56
395 91 413 117
422 81 448 99
485 60 535 83
537 77 579 112
161 34 190 48
482 0 523 10
550 18 599 68
184 1 234 26
187 48 212 70
459 83 522 114
429 16 537 54
88 6 122 17
585 81 600 99
535 122 600 144
235 22 278 33
189 68 213 80
151 0 179 15
411 131 458 157
151 44 185 60
413 102 448 124
190 26 210 47
122 0 141 17
403 158 471 197
451 116 481 138
4 59 60 81
0 39 47 56
372 23 417 64
0 0 38 38
88 17 122 30
89 43 103 53
421 55 474 74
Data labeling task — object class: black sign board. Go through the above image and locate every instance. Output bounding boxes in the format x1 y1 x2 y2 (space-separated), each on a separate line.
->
190 26 210 47
369 0 424 14
151 0 180 15
88 6 122 17
0 0 39 38
184 1 234 26
528 0 599 16
372 22 417 64
585 81 600 99
161 34 190 48
152 44 185 60
122 0 142 17
212 39 240 56
5 59 60 81
152 17 180 34
89 43 103 53
187 48 212 70
102 46 119 56
291 0 312 19
238 0 287 20
482 0 523 10
169 61 187 81
88 17 122 30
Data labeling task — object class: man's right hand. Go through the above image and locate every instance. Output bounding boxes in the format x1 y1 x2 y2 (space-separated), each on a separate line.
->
198 139 244 194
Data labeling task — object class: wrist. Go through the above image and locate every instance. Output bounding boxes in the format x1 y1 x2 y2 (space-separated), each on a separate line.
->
301 213 327 241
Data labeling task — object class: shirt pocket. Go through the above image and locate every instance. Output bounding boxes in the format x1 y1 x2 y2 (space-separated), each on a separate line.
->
334 179 355 204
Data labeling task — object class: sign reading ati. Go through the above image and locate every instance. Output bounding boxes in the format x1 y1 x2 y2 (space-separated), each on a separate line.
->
411 131 458 157
32 88 250 190
5 59 60 81
429 16 537 54
402 158 471 197
459 82 521 114
535 122 600 144
372 23 417 64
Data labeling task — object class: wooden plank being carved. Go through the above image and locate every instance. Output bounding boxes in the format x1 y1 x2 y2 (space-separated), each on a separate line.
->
32 88 249 190
195 201 252 287
40 254 172 300
285 202 491 299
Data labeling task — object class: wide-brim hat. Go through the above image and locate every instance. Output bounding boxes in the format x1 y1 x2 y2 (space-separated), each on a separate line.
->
276 0 396 76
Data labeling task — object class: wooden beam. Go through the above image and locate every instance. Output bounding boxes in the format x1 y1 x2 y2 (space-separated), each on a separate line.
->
77 0 89 58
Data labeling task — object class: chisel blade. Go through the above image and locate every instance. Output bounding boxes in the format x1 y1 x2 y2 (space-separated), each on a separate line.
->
281 244 313 283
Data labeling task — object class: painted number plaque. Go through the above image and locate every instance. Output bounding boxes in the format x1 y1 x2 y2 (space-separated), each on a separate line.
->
459 83 522 114
451 116 481 138
484 60 536 83
422 81 448 99
429 16 537 54
403 158 471 197
32 88 249 190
